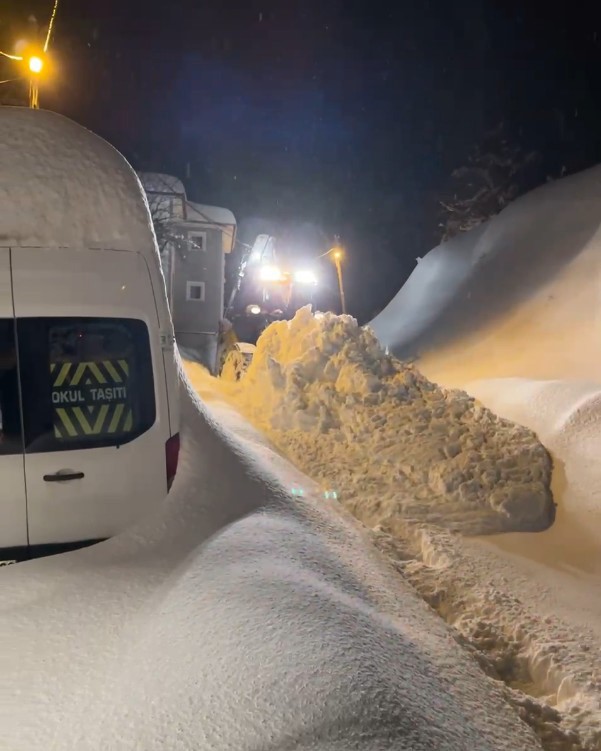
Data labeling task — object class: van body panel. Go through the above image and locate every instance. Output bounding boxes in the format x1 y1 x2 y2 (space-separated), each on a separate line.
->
11 248 170 545
136 252 179 436
0 248 28 548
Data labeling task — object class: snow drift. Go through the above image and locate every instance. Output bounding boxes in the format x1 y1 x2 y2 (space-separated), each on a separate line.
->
223 307 554 535
370 164 601 386
0 383 543 751
363 164 601 746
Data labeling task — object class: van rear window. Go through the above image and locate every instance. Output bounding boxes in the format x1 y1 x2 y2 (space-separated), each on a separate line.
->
17 318 156 453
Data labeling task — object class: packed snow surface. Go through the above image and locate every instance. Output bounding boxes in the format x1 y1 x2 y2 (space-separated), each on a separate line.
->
0 108 156 251
222 307 553 535
0 382 543 751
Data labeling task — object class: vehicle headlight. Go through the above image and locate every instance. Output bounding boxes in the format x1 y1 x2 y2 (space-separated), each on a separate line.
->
293 269 317 285
259 265 284 282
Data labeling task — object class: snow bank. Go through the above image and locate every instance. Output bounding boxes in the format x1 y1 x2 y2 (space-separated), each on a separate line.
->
227 307 554 535
363 163 601 747
0 383 543 751
467 379 601 524
0 108 156 252
370 164 601 386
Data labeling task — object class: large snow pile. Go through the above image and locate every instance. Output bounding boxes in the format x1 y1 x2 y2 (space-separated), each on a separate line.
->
359 163 601 748
0 384 544 751
0 108 156 251
228 307 554 535
370 164 601 386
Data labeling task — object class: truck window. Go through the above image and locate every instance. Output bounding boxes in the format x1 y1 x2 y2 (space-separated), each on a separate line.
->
17 318 156 453
0 319 23 455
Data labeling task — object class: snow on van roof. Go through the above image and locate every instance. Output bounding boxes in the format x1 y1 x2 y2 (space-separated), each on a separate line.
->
186 201 236 227
0 107 156 252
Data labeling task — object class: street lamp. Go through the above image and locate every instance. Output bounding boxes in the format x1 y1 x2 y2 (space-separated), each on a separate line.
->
26 54 45 109
28 56 44 74
0 50 45 108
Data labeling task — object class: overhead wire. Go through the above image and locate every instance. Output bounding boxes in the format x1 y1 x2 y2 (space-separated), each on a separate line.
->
0 50 23 61
43 0 60 52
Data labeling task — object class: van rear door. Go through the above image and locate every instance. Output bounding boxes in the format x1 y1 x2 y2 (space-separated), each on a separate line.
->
0 248 27 549
11 248 170 546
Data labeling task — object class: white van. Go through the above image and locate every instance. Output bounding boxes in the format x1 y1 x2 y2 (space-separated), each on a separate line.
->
0 108 180 558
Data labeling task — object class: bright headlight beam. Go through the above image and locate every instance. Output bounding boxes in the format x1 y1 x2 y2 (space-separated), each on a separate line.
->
258 265 284 282
294 269 318 285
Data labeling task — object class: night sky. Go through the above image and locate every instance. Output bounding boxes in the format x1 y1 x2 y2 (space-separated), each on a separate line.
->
2 0 601 320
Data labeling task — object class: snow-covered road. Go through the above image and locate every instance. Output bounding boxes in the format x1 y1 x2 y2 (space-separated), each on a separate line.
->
189 267 601 749
0 379 543 750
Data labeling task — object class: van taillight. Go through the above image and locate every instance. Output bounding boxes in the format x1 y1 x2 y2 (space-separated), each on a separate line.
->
165 433 180 490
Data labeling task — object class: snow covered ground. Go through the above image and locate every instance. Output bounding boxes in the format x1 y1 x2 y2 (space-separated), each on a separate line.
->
188 160 601 747
188 348 600 750
0 378 546 750
365 164 601 748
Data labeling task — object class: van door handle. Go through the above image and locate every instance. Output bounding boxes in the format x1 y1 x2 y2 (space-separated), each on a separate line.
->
43 471 85 483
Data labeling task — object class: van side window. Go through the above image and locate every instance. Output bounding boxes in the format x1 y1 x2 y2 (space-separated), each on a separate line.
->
0 319 23 455
17 318 156 453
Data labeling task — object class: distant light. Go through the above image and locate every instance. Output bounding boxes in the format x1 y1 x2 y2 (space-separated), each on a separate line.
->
259 264 284 282
333 250 342 260
247 304 261 315
294 269 318 285
28 56 43 74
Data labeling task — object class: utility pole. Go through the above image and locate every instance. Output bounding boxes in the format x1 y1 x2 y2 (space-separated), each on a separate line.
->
333 249 346 314
326 238 346 314
29 76 39 108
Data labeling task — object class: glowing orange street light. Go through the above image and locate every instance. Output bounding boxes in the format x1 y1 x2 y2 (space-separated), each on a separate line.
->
28 56 44 74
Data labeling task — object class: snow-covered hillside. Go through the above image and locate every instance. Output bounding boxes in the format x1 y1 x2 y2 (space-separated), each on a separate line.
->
0 382 543 751
370 164 601 386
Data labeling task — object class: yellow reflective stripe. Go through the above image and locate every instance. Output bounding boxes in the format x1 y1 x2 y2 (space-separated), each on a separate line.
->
92 404 109 433
72 407 93 435
108 403 124 433
70 362 87 386
87 362 106 384
103 360 122 383
54 362 71 387
50 363 57 374
118 359 129 377
56 408 77 437
123 409 133 432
